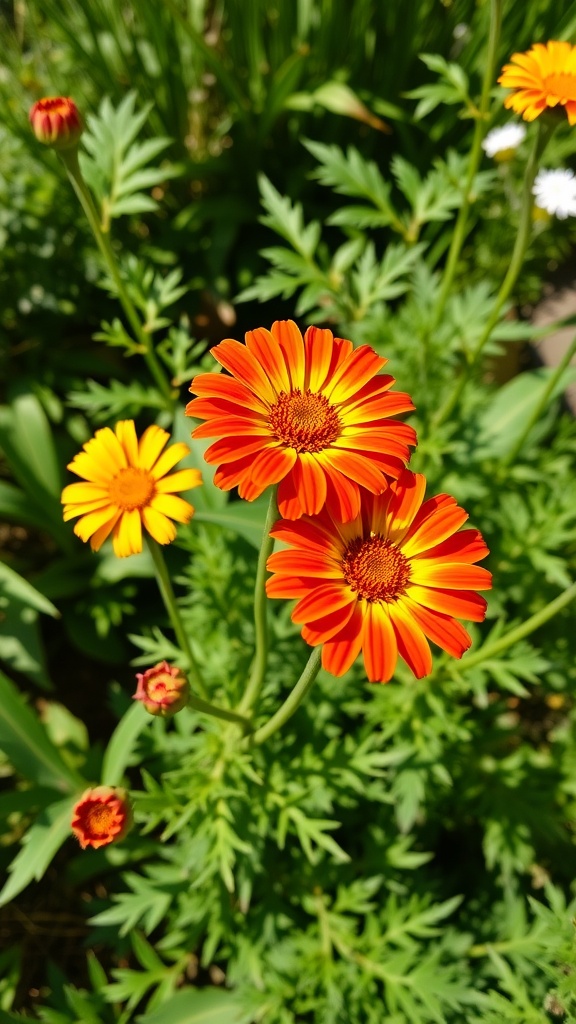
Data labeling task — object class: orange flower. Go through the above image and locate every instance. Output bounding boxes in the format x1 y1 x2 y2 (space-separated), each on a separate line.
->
266 471 492 683
498 41 576 125
186 320 416 522
71 786 132 849
29 96 83 148
61 420 202 557
133 661 190 717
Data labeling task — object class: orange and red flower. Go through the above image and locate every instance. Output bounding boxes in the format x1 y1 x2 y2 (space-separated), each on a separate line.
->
498 41 576 125
186 320 416 522
29 96 83 148
71 786 132 850
266 471 492 683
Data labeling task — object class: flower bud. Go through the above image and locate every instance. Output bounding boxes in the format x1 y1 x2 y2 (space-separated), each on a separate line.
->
29 96 83 150
133 661 190 717
71 785 132 850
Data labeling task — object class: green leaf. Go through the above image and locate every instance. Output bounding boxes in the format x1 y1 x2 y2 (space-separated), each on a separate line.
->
137 988 253 1024
0 561 59 617
0 797 74 907
477 367 576 457
0 670 84 792
101 701 149 787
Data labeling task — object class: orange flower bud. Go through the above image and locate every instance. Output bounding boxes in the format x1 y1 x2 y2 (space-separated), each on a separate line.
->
29 96 83 149
71 786 132 850
133 661 190 717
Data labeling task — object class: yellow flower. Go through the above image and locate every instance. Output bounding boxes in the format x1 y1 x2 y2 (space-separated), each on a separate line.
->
61 420 202 557
498 41 576 124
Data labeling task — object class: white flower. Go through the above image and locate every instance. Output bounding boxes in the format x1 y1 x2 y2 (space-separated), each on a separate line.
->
533 168 576 220
482 123 526 158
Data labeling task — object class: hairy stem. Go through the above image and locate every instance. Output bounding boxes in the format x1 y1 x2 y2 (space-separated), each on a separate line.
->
237 487 278 715
432 118 554 429
147 538 207 698
457 580 576 672
59 147 174 409
430 0 503 332
249 646 322 746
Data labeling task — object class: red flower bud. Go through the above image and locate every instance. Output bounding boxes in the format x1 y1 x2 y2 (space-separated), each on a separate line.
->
29 96 83 149
71 786 132 850
133 661 190 717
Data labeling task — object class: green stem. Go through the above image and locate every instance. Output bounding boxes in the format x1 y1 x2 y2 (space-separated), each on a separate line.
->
236 487 278 715
59 147 174 410
500 330 576 470
430 0 503 333
146 538 207 698
456 580 576 672
186 693 252 731
249 646 322 746
432 118 555 430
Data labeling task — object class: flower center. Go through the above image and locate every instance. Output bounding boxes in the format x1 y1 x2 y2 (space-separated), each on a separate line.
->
542 72 576 103
268 389 341 453
108 467 154 511
84 802 116 836
341 534 410 603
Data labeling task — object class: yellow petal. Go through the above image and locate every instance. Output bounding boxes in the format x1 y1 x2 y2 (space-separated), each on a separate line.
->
115 420 139 467
150 493 194 524
63 498 112 521
142 506 177 545
61 481 108 503
112 509 142 557
89 510 122 551
150 442 191 480
139 425 169 470
155 469 202 494
74 506 119 543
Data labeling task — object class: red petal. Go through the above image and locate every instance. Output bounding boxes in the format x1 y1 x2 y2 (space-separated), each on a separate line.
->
292 582 355 623
204 435 271 465
324 345 387 404
412 529 489 565
406 584 488 622
304 326 336 392
271 320 306 391
401 595 472 659
245 327 291 393
410 563 492 590
238 446 296 500
211 338 277 403
267 548 341 578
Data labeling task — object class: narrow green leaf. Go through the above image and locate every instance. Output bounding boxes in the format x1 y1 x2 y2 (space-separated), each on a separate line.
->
0 561 59 617
0 797 74 907
0 670 84 791
137 988 253 1024
194 495 269 549
102 701 149 787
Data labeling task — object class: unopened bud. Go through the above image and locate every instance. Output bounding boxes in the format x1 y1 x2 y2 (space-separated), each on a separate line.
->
71 785 132 850
29 96 83 150
133 661 190 717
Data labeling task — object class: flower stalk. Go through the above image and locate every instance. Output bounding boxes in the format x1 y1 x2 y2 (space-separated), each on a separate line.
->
249 646 323 746
432 116 555 429
58 147 174 410
236 487 278 715
146 538 207 698
457 579 576 672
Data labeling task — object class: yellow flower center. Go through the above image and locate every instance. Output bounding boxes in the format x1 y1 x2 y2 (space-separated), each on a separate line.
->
342 534 410 603
108 467 154 510
85 802 116 835
542 72 576 103
268 389 341 453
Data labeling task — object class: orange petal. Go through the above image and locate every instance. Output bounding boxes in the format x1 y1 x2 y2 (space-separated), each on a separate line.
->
189 372 267 413
401 596 472 660
320 603 365 676
411 529 489 565
245 326 291 393
362 604 398 683
204 435 271 466
292 582 355 624
238 446 296 500
303 326 335 392
325 345 387 404
271 320 306 391
211 338 276 404
267 548 341 578
388 600 432 679
409 563 492 590
401 498 468 557
302 600 358 645
291 454 328 516
406 584 488 621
